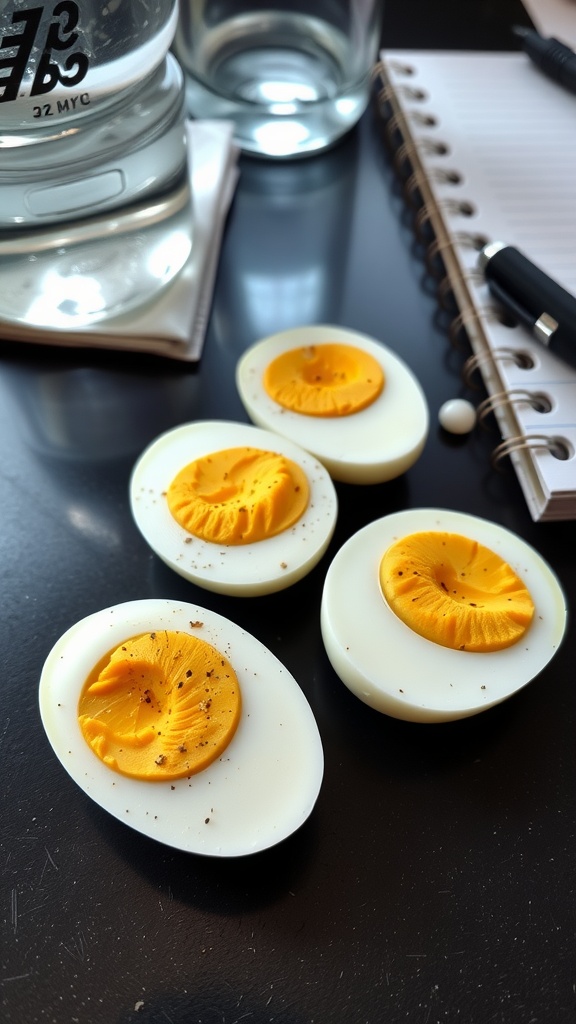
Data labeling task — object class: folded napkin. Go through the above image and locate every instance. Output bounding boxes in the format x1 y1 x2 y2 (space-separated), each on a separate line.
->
0 121 240 361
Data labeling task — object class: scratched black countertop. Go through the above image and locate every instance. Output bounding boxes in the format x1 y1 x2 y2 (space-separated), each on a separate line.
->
3 2 575 1023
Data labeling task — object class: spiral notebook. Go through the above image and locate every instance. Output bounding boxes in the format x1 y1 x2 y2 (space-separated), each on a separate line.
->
376 49 576 521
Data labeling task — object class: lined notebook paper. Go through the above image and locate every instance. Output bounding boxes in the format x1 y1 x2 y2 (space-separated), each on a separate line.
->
377 50 576 521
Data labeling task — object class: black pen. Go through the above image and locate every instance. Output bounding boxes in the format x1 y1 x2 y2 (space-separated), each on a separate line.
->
513 24 576 94
478 241 576 367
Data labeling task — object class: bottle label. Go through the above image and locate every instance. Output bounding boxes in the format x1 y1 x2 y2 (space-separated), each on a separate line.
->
0 2 89 104
1 1 177 127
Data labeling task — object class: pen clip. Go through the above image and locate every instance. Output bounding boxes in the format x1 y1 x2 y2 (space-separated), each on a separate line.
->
533 312 559 346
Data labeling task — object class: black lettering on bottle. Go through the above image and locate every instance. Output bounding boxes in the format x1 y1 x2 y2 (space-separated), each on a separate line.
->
56 91 88 113
29 1 90 97
46 0 80 51
0 7 43 102
31 46 60 95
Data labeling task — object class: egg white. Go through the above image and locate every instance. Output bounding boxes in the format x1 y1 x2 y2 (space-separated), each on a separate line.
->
320 508 567 723
129 420 338 596
38 599 324 857
235 324 429 484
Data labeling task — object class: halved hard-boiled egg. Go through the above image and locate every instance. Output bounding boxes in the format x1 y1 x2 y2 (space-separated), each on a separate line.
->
321 508 566 722
235 324 429 484
130 420 337 596
39 599 324 857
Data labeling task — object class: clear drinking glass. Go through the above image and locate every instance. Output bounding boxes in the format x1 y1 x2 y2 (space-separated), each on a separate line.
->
173 0 384 158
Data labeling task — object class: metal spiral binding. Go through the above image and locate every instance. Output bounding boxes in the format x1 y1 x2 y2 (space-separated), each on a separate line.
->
392 137 449 177
374 56 575 495
477 388 553 425
426 232 489 264
404 167 462 202
447 309 503 354
461 348 535 388
375 63 497 361
491 434 571 469
414 198 477 243
425 232 488 285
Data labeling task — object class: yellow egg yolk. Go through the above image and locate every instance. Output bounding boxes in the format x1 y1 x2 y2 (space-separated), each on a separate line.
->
166 446 309 545
379 531 535 652
263 343 385 417
77 630 241 780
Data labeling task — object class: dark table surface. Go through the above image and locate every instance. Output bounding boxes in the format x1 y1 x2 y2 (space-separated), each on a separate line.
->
3 3 575 1023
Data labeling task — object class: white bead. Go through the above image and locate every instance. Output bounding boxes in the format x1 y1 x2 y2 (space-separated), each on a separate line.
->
438 398 476 434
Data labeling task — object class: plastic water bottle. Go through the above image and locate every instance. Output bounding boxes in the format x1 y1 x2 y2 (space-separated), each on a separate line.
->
0 1 193 327
0 1 178 128
0 1 184 222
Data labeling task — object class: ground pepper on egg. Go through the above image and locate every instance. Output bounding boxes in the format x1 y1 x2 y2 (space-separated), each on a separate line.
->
263 343 385 417
379 531 535 652
78 630 242 780
166 445 309 544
